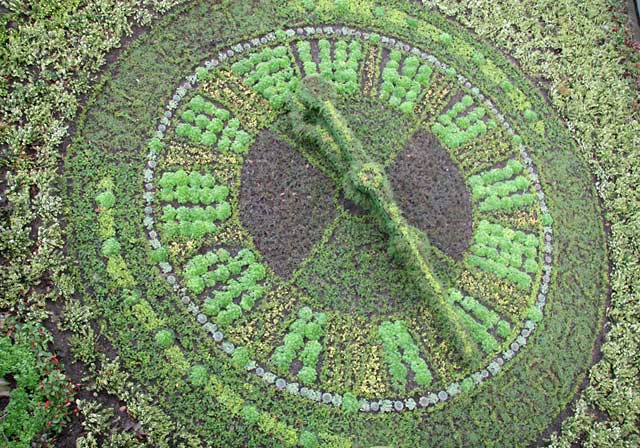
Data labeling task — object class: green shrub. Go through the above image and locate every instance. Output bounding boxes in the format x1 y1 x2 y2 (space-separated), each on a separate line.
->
186 276 206 295
97 211 116 238
297 366 317 385
341 392 360 414
189 95 206 113
196 66 209 80
300 341 322 366
497 320 511 338
231 347 250 369
106 255 135 287
461 377 475 393
472 50 485 66
527 306 543 323
149 247 169 263
240 405 260 425
189 365 208 387
524 258 539 273
155 329 174 348
299 430 319 448
95 190 116 209
524 109 538 122
304 322 323 340
413 364 433 387
439 32 453 46
101 237 121 257
501 80 514 92
181 109 195 123
217 303 242 326
195 114 210 129
272 345 296 370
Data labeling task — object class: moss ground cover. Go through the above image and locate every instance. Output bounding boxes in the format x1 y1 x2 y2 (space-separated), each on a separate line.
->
1 0 638 447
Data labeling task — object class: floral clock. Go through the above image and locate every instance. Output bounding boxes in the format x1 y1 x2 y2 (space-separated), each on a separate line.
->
66 2 608 446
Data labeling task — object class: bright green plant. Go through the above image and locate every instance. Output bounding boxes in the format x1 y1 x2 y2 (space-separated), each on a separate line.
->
271 307 326 384
378 320 433 389
155 329 174 348
95 190 116 209
231 347 250 369
101 237 121 257
299 430 319 448
341 392 360 414
189 365 208 387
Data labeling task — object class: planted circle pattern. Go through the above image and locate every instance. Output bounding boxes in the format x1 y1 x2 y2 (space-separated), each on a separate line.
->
64 2 608 446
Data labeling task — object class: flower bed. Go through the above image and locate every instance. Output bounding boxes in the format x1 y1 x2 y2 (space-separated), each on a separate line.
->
3 0 637 446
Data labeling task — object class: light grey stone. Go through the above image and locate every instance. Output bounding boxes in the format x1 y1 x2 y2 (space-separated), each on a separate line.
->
286 382 299 395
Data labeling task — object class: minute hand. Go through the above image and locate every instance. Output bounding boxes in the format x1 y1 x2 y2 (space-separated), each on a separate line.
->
289 81 478 366
326 102 476 365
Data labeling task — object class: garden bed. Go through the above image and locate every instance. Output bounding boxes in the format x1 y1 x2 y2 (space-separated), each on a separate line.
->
2 1 638 447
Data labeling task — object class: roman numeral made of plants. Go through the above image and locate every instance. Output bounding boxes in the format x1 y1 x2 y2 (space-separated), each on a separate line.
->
468 220 539 291
378 320 433 391
271 306 327 385
183 248 266 327
156 169 232 241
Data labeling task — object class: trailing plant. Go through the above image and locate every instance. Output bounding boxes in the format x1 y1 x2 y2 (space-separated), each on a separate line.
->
0 321 74 447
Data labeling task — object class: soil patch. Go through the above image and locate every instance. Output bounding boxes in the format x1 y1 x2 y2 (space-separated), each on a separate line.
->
389 128 473 260
239 131 338 278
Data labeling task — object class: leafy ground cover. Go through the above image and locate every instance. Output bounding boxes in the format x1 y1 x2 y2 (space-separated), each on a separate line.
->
0 1 638 447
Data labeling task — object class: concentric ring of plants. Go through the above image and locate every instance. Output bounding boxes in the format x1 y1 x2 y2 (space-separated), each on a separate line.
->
141 26 555 411
5 0 625 447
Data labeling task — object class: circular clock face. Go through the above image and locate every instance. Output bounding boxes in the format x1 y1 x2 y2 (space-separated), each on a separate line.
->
65 3 608 445
143 27 552 408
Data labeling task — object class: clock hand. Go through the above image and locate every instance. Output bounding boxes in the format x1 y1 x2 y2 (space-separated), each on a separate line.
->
287 76 479 368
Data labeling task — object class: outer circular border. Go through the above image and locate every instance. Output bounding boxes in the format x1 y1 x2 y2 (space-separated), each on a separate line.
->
142 25 554 412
